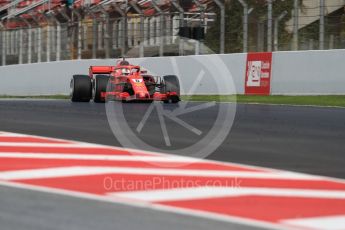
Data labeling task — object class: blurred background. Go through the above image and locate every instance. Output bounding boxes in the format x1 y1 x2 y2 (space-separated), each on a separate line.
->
0 0 344 65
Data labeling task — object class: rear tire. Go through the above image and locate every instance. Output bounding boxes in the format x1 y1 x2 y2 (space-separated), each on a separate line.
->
93 75 110 103
71 75 92 102
162 75 180 103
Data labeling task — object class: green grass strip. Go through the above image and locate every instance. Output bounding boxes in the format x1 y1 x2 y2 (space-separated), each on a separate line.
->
181 95 345 107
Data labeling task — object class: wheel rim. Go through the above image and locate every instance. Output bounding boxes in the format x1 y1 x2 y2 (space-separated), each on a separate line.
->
92 80 96 100
70 79 75 97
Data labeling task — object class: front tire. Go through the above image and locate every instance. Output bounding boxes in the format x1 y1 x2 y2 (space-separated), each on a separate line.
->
93 75 110 103
71 75 92 102
162 75 180 103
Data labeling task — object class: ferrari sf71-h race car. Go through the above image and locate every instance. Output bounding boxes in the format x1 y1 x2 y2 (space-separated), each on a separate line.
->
70 59 180 103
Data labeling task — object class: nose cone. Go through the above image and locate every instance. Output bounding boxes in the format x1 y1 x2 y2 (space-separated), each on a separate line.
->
138 92 147 98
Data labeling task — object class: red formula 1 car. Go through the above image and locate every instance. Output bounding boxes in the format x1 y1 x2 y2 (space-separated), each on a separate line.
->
70 59 180 103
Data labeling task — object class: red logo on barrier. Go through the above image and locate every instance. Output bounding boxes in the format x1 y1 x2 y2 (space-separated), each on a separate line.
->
245 52 272 95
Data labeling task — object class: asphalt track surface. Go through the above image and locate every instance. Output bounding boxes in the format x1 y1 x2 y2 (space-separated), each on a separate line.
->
0 185 263 230
0 99 345 230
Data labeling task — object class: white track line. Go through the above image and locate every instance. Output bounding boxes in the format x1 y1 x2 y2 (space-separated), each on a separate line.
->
0 142 108 147
0 133 28 137
110 186 345 202
0 152 196 163
281 215 345 230
0 131 162 155
0 166 321 181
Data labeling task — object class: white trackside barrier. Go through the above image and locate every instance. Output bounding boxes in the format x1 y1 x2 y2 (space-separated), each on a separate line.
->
271 49 345 95
0 49 344 96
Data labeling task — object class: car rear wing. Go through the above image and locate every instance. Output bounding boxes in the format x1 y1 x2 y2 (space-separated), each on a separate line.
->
89 66 115 76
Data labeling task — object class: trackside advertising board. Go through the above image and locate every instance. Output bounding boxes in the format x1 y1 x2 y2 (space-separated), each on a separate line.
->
244 52 273 95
